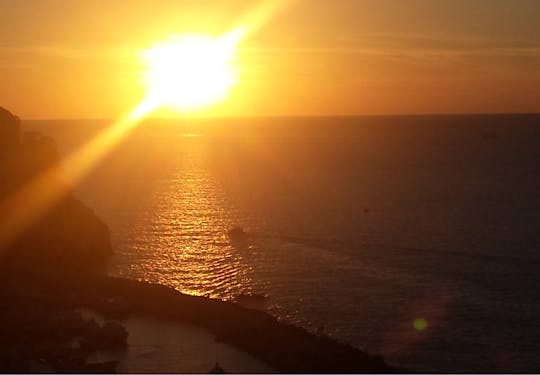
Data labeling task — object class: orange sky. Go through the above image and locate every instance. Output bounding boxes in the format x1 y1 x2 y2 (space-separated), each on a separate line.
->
1 0 539 119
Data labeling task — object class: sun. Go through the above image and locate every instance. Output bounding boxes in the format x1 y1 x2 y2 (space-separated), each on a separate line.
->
142 29 244 112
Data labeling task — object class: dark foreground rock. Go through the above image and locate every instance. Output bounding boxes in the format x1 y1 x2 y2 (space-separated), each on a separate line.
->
0 292 127 372
1 275 401 373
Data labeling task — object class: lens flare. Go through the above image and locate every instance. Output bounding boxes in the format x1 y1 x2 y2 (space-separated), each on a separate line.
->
413 318 428 332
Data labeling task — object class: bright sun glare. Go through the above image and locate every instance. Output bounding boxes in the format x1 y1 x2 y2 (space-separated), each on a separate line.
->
142 29 244 112
0 2 286 250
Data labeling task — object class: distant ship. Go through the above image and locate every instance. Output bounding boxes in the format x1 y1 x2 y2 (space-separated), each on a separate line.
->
235 292 268 303
227 226 248 243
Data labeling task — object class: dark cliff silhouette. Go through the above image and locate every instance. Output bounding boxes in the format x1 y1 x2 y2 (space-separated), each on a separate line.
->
0 107 398 373
0 107 112 274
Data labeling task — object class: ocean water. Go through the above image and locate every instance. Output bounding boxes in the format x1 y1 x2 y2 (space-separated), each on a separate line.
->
24 115 540 372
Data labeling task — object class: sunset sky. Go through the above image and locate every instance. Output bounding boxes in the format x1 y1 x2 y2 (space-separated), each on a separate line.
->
1 0 539 119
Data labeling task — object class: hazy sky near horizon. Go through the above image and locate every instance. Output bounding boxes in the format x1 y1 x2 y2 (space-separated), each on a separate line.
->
1 0 539 118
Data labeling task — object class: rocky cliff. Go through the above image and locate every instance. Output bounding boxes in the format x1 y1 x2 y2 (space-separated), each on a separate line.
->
0 107 112 274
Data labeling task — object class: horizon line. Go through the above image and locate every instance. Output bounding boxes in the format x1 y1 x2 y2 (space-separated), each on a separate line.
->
21 111 540 122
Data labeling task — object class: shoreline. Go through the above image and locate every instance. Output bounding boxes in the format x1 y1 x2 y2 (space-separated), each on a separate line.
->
2 274 401 373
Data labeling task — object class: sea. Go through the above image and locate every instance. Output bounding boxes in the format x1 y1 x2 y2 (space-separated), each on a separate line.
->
23 114 540 372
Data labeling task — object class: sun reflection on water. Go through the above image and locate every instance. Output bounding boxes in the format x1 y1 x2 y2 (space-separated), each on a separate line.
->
108 139 254 300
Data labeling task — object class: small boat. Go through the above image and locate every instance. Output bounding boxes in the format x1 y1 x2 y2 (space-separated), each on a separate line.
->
227 227 248 245
481 131 498 140
209 361 227 373
235 292 268 302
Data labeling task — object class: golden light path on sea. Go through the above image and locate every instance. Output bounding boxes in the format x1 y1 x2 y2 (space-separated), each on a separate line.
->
0 0 288 251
